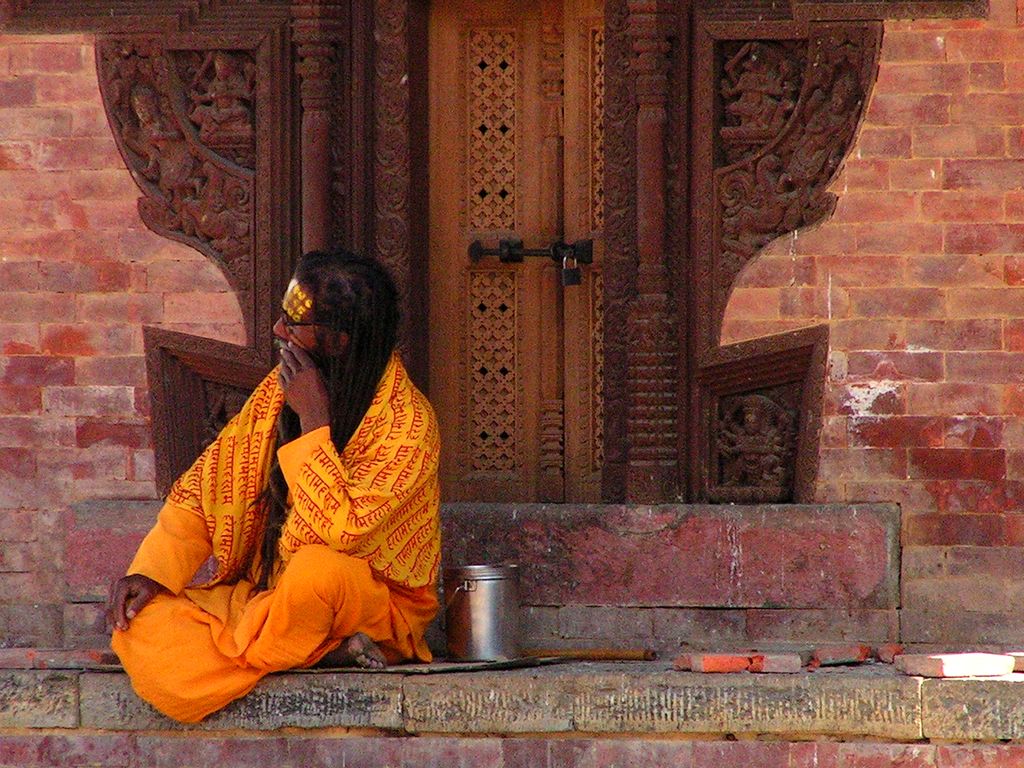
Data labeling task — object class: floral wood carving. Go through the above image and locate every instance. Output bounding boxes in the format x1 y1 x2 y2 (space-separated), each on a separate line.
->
712 25 879 343
374 0 413 354
97 40 256 323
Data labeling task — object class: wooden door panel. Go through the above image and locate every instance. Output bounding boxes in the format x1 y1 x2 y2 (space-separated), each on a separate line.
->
429 0 603 502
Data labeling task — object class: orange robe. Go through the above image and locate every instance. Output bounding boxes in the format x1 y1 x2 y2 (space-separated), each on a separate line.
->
112 354 441 723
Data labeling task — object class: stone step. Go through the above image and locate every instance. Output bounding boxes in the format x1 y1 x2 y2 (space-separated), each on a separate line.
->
3 661 1023 741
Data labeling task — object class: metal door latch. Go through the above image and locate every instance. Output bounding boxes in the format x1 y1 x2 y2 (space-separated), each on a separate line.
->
469 238 593 265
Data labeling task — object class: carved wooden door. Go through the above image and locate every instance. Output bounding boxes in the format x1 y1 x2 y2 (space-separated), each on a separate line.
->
428 0 604 502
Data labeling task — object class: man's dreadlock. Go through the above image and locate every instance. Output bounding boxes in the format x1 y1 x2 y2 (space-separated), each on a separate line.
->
254 249 400 590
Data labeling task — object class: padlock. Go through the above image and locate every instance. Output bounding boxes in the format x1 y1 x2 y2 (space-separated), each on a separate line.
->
561 255 581 286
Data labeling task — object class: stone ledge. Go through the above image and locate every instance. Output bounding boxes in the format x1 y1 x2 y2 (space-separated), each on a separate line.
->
4 662 1024 741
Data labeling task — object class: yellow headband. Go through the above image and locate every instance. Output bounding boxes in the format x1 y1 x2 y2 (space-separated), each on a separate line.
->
282 279 314 323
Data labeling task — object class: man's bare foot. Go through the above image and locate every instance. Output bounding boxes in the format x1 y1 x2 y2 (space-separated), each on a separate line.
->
317 632 387 670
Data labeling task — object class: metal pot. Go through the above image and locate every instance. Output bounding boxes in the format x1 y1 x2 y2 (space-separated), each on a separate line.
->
443 563 521 661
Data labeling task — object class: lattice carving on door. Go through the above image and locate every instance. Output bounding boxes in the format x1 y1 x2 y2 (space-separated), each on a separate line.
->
589 24 605 233
590 270 604 469
468 269 519 472
466 28 518 232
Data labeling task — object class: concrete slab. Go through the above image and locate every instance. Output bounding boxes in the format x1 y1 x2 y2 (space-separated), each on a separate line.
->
403 666 576 734
922 675 1024 740
0 670 78 728
571 664 922 739
80 671 403 730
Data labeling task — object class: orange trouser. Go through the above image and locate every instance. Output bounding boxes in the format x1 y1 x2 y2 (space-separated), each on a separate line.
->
111 545 396 723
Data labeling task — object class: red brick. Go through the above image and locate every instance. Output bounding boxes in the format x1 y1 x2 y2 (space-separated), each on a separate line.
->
0 77 36 107
948 288 1024 317
833 191 916 223
131 449 155 482
40 324 139 357
842 159 890 190
0 259 41 290
74 355 146 386
145 257 233 292
945 160 1024 190
0 415 75 449
0 108 72 140
32 73 100 105
956 93 1024 125
880 31 947 62
945 28 1024 61
0 292 76 323
907 512 1010 546
792 224 855 255
876 643 905 663
945 224 1024 254
925 480 1024 514
1007 256 1024 284
937 745 1024 768
39 260 131 292
969 62 1006 90
0 141 36 170
1005 384 1024 415
790 742 840 768
9 43 85 73
41 386 135 417
909 319 995 354
163 292 243 325
909 448 1006 481
75 294 162 324
848 287 944 318
907 383 1004 415
855 223 943 253
691 653 751 673
889 159 943 190
35 137 125 171
920 191 1004 221
671 652 691 671
0 386 41 413
834 382 907 416
849 416 944 448
818 447 908 480
778 287 828 318
945 417 1005 448
75 419 150 449
811 643 871 666
1007 320 1024 351
876 62 968 93
867 93 949 126
1003 191 1024 219
0 356 73 386
831 319 905 350
739 253 816 288
847 351 944 381
856 127 912 158
749 653 804 673
946 352 1022 383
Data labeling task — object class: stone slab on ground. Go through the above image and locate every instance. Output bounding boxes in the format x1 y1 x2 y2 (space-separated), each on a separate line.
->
922 676 1024 740
80 671 403 730
442 503 900 609
0 671 78 728
12 661 1024 741
403 666 576 733
572 665 922 739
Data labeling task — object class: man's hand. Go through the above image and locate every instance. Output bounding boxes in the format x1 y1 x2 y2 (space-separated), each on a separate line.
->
106 574 165 632
278 342 331 433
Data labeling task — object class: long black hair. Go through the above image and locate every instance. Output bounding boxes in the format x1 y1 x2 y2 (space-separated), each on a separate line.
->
253 249 400 590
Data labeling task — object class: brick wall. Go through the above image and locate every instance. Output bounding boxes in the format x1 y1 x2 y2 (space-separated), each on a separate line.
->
724 0 1024 644
0 34 243 646
5 4 1024 650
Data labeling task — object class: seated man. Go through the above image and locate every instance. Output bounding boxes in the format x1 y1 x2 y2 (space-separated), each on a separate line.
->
107 249 441 723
